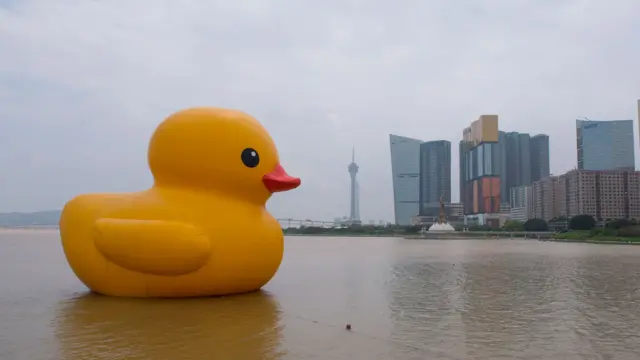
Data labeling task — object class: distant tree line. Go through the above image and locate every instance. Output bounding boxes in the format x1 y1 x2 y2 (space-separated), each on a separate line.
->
0 210 61 227
283 224 423 236
284 214 640 237
500 215 640 238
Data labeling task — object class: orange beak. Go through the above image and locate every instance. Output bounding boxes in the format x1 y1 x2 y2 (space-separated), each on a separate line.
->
263 164 301 193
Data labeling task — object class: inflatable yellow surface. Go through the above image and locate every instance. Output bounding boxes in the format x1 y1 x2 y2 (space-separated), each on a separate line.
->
59 107 301 297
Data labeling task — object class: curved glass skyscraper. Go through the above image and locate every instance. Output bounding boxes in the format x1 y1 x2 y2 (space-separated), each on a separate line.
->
389 134 422 225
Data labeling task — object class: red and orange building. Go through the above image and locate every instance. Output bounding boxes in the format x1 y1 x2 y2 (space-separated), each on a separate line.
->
459 115 502 227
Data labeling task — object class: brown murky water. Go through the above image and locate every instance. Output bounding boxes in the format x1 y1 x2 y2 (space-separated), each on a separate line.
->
2 230 640 359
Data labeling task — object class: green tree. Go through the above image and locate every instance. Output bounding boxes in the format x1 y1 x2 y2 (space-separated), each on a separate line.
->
606 218 635 229
404 225 422 233
523 218 548 231
548 217 569 231
468 224 492 231
502 220 524 231
569 214 596 230
617 225 640 237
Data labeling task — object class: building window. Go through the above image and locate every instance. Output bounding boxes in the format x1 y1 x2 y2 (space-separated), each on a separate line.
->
484 143 492 175
477 145 484 177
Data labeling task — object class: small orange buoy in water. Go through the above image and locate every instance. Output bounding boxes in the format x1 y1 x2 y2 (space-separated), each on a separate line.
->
346 324 352 330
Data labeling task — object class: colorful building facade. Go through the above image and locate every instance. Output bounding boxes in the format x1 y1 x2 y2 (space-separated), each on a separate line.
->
459 115 502 227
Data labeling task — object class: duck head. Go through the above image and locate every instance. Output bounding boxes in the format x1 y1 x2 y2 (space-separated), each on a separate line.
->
148 107 301 203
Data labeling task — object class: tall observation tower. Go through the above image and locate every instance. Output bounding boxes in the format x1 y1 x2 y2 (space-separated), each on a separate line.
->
348 147 361 224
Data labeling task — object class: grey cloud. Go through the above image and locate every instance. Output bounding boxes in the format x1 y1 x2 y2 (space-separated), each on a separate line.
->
1 0 640 222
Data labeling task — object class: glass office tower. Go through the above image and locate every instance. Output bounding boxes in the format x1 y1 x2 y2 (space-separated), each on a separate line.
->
390 134 422 225
576 120 635 171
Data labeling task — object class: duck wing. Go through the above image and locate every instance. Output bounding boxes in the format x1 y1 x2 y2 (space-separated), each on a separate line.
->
93 218 211 276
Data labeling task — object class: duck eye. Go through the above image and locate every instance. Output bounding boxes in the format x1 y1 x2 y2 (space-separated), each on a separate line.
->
241 148 260 168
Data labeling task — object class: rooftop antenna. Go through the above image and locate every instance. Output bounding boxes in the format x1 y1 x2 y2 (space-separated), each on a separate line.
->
352 145 355 163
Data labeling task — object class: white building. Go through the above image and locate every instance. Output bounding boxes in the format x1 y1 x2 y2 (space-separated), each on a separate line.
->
509 185 534 222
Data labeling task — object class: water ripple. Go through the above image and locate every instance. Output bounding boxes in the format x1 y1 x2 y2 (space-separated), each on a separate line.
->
2 232 640 359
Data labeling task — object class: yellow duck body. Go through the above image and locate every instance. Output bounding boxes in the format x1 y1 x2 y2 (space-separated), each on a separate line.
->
59 108 301 298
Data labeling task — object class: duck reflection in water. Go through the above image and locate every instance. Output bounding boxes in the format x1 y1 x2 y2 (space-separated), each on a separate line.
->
53 290 285 360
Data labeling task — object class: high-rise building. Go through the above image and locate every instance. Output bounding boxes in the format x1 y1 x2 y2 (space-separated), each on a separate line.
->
637 100 640 155
576 119 635 171
497 131 550 205
509 185 534 222
347 148 361 224
390 134 422 225
532 169 640 221
459 140 472 209
418 140 451 215
508 132 532 187
530 134 550 182
565 170 640 220
510 185 532 208
459 115 502 227
532 176 561 221
497 131 508 206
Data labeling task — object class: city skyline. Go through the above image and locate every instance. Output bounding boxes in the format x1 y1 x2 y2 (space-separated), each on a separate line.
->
4 111 633 227
386 112 640 227
389 114 557 226
387 113 610 227
379 115 636 224
0 112 635 225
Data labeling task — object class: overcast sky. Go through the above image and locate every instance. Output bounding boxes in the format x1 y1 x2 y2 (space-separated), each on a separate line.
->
1 0 639 222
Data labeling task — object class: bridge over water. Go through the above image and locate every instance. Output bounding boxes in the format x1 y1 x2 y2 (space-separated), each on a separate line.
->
276 218 339 228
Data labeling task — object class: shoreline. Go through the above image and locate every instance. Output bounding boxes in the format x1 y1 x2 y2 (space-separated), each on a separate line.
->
1 228 638 245
285 233 402 237
286 233 640 245
543 238 640 245
286 231 553 239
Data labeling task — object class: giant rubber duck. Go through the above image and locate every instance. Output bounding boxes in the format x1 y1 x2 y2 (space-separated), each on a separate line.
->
59 107 301 298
